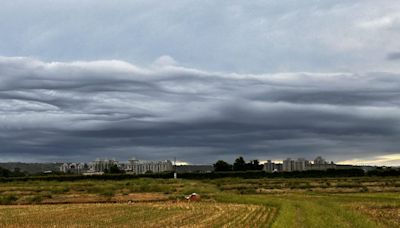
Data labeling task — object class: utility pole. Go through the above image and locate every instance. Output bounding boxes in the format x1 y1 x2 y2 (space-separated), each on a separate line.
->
173 157 177 179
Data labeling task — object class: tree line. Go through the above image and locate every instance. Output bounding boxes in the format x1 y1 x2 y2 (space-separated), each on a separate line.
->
213 156 263 171
0 167 25 178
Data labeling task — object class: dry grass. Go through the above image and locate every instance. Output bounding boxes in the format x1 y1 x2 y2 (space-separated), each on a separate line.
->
0 177 399 227
349 203 400 227
40 193 168 204
0 202 274 228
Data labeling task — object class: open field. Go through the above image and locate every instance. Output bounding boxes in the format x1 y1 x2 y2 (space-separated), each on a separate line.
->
0 202 274 228
0 177 399 227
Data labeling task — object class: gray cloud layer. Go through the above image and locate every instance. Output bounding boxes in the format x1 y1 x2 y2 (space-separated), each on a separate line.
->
1 56 400 163
1 0 400 73
387 52 400 60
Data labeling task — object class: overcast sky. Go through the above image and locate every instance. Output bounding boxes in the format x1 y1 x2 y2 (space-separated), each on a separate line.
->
1 1 400 165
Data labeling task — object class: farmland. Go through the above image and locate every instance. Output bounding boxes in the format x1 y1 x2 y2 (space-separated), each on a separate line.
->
0 176 399 227
0 202 274 227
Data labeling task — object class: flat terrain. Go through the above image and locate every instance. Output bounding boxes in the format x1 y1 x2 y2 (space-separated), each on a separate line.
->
0 202 274 228
0 177 399 227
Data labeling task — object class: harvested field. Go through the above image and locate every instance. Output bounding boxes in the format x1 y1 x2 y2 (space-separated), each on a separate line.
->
349 202 400 227
0 202 274 228
40 193 168 204
0 177 399 227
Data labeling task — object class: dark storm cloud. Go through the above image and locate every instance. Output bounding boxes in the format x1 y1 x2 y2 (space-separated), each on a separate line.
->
1 56 400 163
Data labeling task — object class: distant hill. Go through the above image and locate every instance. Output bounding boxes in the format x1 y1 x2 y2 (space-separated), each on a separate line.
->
0 162 62 174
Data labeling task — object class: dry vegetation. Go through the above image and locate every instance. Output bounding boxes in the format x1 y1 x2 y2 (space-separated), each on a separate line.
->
349 202 400 227
0 202 274 228
0 177 399 227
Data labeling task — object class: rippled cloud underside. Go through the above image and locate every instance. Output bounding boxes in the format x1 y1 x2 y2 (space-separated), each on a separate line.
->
0 56 400 164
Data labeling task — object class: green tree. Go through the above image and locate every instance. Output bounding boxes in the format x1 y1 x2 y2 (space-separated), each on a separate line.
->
213 160 232 171
108 164 123 174
247 159 263 170
0 167 11 177
233 156 246 171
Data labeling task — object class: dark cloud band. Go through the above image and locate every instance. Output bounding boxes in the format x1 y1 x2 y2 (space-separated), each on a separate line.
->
0 56 400 163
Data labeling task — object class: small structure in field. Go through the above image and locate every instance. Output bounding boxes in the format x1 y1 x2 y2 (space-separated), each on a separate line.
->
185 193 200 202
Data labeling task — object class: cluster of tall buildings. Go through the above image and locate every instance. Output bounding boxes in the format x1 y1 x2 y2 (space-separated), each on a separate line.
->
91 158 119 172
59 162 87 173
264 156 336 172
126 158 173 174
60 158 174 174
